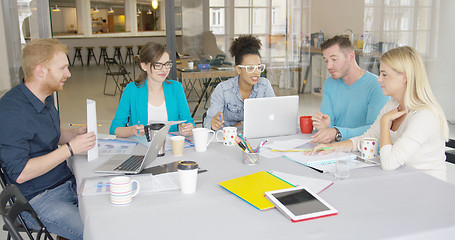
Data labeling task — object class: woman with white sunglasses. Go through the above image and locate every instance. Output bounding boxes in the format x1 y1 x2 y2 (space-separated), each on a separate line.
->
204 35 275 130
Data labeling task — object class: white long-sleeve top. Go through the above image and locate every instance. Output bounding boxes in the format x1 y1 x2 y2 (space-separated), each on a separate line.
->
350 98 446 181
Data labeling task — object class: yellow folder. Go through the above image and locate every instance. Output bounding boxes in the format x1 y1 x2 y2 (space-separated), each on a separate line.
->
219 171 295 210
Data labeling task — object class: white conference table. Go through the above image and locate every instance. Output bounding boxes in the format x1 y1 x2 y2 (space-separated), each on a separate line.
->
71 134 455 240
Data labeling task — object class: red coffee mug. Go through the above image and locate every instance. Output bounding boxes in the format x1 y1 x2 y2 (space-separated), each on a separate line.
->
300 116 313 134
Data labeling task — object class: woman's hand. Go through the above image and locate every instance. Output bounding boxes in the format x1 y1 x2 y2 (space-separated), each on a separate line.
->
211 112 224 130
381 109 406 125
308 143 335 155
179 123 194 136
132 125 145 137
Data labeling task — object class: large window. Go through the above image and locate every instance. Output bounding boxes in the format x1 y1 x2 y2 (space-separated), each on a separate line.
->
364 0 433 55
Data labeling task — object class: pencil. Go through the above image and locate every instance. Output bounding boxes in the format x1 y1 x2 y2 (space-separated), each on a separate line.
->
69 123 102 126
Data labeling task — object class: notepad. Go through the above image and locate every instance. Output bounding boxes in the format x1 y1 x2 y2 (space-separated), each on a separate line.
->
219 171 295 210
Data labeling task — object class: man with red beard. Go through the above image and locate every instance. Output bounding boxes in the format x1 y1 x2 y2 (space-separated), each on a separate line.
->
311 35 389 144
0 39 96 240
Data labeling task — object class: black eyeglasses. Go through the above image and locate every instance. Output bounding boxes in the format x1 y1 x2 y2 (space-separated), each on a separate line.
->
152 61 173 70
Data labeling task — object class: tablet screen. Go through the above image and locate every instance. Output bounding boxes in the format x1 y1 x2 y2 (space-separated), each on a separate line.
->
271 188 330 216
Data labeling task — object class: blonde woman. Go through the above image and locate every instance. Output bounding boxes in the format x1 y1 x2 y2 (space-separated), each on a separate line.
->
312 46 448 180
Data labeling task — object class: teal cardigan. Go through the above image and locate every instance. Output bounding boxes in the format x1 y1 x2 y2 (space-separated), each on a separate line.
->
109 80 195 134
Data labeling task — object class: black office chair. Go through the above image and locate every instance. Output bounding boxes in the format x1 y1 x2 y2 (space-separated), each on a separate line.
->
103 58 132 97
0 184 53 240
0 169 52 240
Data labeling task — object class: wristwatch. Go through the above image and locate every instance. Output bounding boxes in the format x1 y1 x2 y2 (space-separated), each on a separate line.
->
334 127 342 142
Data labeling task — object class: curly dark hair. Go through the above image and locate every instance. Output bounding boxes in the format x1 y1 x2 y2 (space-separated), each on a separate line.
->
229 35 262 65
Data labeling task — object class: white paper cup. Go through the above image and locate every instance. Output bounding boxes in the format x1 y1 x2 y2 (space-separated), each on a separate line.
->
187 61 194 69
216 127 237 146
110 176 140 205
192 128 215 152
178 161 199 194
171 136 185 156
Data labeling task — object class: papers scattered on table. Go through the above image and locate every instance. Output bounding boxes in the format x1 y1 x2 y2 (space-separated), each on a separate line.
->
284 151 378 173
267 170 333 194
78 172 180 196
260 139 312 158
98 139 138 155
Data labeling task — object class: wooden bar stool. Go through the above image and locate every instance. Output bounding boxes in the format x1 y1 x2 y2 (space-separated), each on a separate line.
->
124 46 134 64
86 47 98 66
113 46 123 64
98 46 109 65
137 45 143 55
73 47 83 66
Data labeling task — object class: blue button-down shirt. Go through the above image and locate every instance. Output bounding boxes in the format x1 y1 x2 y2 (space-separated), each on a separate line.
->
0 81 72 200
203 76 276 128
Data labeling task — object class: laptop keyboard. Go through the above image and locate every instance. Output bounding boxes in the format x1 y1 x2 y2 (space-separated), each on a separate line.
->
114 155 143 171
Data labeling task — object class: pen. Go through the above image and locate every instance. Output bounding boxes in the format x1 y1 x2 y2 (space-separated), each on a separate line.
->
219 114 222 123
305 165 324 173
69 123 102 126
234 136 247 152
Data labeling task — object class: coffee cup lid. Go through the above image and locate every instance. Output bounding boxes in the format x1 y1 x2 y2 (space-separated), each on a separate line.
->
178 160 198 170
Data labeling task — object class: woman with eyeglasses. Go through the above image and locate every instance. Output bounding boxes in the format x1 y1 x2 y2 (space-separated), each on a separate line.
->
204 35 275 130
110 42 195 137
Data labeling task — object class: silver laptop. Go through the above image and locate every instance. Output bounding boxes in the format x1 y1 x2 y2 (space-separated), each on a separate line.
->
243 95 299 139
94 124 170 174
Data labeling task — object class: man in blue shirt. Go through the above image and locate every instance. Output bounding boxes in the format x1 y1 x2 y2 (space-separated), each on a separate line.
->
0 39 96 240
311 35 389 143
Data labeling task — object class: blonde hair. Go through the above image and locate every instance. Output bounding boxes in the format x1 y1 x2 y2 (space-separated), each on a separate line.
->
380 46 448 141
22 38 68 79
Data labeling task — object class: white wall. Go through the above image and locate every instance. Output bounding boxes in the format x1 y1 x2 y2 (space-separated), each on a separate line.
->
426 0 455 122
311 0 364 39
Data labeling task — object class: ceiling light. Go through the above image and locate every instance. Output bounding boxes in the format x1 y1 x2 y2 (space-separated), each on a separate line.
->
93 6 99 13
108 7 114 13
152 0 159 10
52 5 61 12
147 9 152 14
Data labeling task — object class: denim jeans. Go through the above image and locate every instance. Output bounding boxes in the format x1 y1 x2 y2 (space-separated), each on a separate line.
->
21 177 83 240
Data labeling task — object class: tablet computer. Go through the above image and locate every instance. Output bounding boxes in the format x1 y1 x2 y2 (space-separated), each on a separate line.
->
265 186 338 222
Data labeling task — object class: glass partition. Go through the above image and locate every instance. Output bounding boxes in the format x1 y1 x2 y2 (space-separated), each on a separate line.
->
50 0 78 36
90 0 126 33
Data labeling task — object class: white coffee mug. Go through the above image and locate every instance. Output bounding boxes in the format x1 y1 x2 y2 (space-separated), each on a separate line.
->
192 128 215 152
110 176 140 205
215 127 237 146
358 137 378 160
187 61 194 69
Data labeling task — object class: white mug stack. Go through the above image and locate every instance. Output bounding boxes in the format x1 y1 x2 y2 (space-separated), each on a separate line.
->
216 127 237 146
109 176 140 205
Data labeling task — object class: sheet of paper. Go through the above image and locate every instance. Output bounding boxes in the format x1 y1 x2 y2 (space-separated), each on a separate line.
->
263 139 312 151
87 99 98 161
267 170 333 194
78 172 180 196
97 139 138 154
285 151 378 173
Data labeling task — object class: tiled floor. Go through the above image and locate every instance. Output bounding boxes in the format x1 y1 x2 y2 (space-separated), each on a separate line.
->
1 63 455 239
